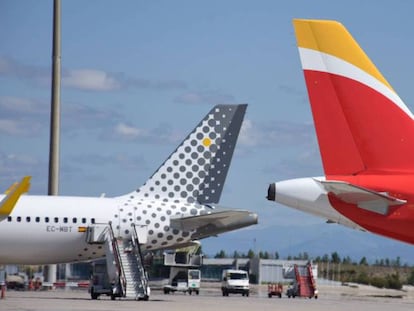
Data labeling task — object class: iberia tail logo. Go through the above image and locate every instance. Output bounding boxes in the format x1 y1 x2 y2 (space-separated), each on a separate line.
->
293 19 414 175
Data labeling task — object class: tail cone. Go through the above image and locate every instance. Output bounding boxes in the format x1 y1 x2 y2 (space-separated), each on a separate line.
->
267 183 276 201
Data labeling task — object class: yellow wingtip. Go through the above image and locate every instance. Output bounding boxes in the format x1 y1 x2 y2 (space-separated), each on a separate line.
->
4 182 19 195
0 176 31 216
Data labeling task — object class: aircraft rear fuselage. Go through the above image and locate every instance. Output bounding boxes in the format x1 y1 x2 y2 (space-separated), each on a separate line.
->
0 194 212 264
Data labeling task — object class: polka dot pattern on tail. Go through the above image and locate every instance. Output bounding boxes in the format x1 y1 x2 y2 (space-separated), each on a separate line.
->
119 105 247 250
133 105 247 205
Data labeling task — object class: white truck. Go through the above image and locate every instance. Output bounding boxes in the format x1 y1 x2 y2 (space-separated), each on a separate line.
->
221 269 249 297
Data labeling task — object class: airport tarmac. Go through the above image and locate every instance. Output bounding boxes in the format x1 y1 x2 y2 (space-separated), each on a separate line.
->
1 284 414 311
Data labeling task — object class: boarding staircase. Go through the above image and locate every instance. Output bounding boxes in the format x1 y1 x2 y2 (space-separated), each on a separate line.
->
307 264 317 296
86 223 149 300
294 263 316 298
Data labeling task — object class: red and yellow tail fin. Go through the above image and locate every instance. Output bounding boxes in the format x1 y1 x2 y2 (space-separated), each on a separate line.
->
293 19 414 175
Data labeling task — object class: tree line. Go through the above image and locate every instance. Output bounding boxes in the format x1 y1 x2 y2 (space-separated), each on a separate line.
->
213 249 408 268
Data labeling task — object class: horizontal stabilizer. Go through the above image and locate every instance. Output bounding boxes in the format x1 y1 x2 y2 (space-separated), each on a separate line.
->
318 180 406 215
0 176 31 217
170 209 258 239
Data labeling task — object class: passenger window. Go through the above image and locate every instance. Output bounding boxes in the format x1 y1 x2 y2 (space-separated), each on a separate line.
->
45 217 49 223
26 217 31 222
17 216 21 222
81 218 86 224
72 218 77 224
7 216 12 222
63 217 68 223
35 217 40 223
54 217 59 223
91 218 95 224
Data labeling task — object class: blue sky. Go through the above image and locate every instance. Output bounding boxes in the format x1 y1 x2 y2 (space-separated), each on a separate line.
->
2 0 414 262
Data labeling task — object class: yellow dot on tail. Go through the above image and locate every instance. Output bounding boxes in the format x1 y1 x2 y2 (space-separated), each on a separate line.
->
202 137 211 147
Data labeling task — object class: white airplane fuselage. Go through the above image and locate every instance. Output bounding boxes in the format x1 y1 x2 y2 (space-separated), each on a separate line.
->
0 194 210 264
271 177 362 230
0 104 258 265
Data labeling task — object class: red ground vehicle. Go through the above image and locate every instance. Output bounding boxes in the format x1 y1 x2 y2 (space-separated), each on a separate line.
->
268 283 283 298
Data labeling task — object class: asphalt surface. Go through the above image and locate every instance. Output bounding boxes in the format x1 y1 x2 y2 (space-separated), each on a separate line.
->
1 284 413 311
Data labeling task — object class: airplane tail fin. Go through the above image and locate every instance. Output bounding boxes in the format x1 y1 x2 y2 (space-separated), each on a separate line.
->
131 104 247 204
293 19 414 175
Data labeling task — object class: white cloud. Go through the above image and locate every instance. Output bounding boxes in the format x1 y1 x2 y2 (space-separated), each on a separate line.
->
237 118 316 148
176 92 202 105
114 123 148 139
109 122 181 144
238 118 260 147
0 56 186 92
62 69 121 91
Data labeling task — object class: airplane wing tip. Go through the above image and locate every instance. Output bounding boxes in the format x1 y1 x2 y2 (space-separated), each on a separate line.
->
0 176 32 217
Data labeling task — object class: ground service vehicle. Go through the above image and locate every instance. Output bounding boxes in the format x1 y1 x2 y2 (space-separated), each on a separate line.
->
163 268 201 295
221 269 249 297
89 260 120 300
188 269 201 295
268 283 283 298
286 264 318 299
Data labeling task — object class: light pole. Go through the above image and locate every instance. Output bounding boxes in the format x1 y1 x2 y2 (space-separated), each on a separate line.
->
45 0 61 285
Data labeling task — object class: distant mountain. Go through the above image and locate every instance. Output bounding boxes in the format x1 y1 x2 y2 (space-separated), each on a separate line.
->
202 223 414 264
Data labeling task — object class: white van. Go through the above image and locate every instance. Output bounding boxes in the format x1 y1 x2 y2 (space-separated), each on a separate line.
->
221 269 249 297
